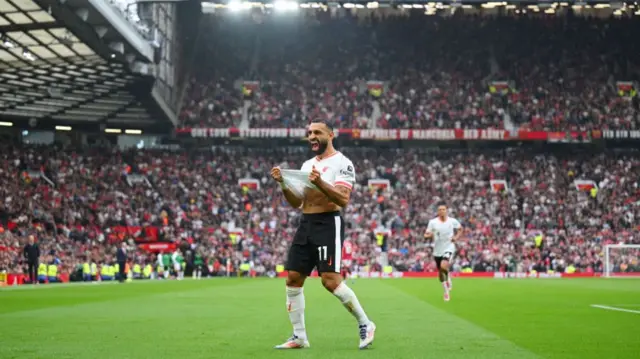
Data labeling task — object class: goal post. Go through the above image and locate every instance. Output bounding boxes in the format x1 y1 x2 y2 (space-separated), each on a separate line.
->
603 244 640 278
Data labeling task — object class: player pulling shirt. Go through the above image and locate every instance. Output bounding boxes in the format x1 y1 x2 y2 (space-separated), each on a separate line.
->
272 120 375 351
289 151 354 275
300 151 354 189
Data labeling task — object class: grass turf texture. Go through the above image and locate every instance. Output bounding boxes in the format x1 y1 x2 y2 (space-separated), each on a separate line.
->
1 278 638 359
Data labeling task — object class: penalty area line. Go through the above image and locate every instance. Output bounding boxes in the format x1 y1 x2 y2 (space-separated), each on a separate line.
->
590 304 640 314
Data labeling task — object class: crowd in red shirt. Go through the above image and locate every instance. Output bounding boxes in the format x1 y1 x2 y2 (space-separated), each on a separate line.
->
1 143 638 276
180 13 640 131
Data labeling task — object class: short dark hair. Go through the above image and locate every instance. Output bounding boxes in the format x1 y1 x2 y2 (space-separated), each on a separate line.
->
436 201 447 208
310 118 333 132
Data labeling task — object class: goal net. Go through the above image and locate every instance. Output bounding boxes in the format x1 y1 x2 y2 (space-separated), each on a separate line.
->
603 244 640 278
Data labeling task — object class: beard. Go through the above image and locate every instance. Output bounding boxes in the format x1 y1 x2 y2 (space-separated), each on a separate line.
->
310 140 329 155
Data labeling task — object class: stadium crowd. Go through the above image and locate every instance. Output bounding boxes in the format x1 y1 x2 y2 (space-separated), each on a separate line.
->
1 143 638 280
180 12 640 131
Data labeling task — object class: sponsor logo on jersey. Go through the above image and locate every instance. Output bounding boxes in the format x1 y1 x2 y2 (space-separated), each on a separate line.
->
340 166 354 176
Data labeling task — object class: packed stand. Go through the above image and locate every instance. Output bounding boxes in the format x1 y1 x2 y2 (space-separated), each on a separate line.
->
180 11 640 131
1 143 639 281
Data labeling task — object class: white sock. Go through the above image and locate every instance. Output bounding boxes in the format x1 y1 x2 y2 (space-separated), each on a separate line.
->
286 286 307 340
333 282 371 326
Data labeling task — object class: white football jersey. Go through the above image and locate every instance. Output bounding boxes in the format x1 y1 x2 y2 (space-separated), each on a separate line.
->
301 151 355 190
427 216 461 257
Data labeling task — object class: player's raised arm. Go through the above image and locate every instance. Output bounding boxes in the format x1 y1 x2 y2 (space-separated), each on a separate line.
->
309 160 355 208
271 166 303 208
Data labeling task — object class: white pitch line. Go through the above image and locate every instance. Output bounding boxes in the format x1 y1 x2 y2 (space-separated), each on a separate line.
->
590 304 640 314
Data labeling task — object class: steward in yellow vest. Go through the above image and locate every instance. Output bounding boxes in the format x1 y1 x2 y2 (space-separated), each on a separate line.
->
90 263 98 280
83 262 92 282
101 264 113 281
47 264 58 283
37 263 47 283
114 263 120 281
143 264 152 279
239 262 251 277
132 263 142 279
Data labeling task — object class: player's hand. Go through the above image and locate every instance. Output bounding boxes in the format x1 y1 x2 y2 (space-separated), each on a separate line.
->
270 167 283 183
424 230 433 238
309 165 322 185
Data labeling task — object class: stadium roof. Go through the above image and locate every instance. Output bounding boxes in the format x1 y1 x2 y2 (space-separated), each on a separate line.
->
0 0 161 130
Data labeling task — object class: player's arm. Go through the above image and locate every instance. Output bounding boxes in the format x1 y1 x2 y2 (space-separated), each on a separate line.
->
281 186 303 209
451 220 463 243
270 167 303 208
314 180 352 207
424 221 434 239
310 160 355 207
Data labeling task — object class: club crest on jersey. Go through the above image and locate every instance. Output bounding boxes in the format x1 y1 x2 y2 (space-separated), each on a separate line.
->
322 166 329 173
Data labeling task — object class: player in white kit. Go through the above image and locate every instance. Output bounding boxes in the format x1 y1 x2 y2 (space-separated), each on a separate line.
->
424 203 462 302
270 120 375 350
172 249 184 281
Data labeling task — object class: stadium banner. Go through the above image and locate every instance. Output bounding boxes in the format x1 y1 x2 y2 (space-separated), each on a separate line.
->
547 131 592 143
494 272 562 279
138 242 177 253
615 81 637 97
241 81 260 100
574 180 597 192
277 272 494 278
238 178 260 190
5 273 70 286
490 179 508 193
488 80 512 95
596 130 640 139
109 226 159 243
368 179 391 191
178 128 594 141
20 170 54 186
494 272 640 278
275 271 640 279
366 80 385 98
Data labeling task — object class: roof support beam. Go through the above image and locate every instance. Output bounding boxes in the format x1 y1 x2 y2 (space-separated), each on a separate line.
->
0 21 62 33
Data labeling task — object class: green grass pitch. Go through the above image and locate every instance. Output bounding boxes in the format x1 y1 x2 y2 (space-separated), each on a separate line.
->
1 278 638 359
